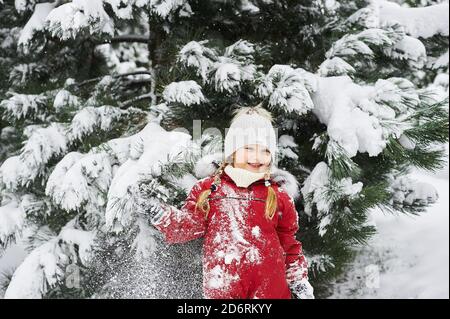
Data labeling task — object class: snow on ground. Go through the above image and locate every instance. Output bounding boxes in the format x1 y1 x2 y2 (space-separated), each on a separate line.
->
330 147 449 299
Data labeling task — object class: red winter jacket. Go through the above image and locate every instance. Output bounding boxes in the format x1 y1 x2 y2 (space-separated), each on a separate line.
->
151 169 309 299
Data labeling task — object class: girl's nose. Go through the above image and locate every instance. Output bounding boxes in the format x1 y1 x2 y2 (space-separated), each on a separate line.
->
247 153 261 164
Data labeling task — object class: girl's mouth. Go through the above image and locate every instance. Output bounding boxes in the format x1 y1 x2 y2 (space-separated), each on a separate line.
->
248 163 263 169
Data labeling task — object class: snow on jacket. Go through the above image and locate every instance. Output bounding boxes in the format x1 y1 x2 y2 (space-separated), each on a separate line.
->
151 168 310 299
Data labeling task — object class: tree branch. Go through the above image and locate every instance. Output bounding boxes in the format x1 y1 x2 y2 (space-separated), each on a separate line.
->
97 35 150 45
118 93 154 109
71 71 152 88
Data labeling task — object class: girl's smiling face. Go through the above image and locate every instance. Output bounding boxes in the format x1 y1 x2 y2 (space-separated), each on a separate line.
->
232 144 272 173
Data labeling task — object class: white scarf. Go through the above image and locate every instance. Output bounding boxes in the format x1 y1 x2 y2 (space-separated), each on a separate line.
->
224 164 267 188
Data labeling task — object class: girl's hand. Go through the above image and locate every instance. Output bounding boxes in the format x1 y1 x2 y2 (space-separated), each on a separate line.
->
286 259 315 299
289 277 315 299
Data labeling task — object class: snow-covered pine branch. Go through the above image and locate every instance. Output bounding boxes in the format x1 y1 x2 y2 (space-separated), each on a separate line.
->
300 159 440 239
53 89 81 113
149 0 192 19
45 151 113 213
162 80 206 106
43 120 133 213
177 40 219 82
213 61 253 93
208 47 257 93
17 2 55 54
43 119 198 235
318 57 356 77
68 105 123 140
177 39 258 93
0 92 48 122
255 63 425 162
320 26 415 73
105 122 194 233
310 75 419 159
320 0 449 75
0 123 69 190
16 0 194 52
0 193 53 250
256 64 317 114
0 199 26 248
278 135 300 161
45 0 114 41
9 63 47 88
94 43 150 75
307 254 336 275
3 218 95 299
387 173 439 212
4 237 63 298
369 0 449 39
325 28 403 59
346 0 449 39
224 39 256 64
14 0 39 13
301 162 364 237
0 102 136 192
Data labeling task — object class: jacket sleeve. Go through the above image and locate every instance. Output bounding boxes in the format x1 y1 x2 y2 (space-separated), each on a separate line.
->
150 177 212 244
277 189 314 299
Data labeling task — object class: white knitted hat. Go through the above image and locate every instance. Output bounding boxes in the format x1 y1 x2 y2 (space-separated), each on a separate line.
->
224 106 277 165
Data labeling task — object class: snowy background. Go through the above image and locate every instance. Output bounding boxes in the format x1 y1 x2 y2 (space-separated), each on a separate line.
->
0 0 448 299
331 145 449 298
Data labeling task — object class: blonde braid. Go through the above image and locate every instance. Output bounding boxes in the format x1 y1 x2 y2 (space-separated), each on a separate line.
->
195 160 227 219
264 170 278 220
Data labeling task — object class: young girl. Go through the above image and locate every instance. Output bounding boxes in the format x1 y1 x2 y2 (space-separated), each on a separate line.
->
150 106 314 299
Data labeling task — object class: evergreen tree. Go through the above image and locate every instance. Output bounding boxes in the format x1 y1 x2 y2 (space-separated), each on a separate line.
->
0 0 448 298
